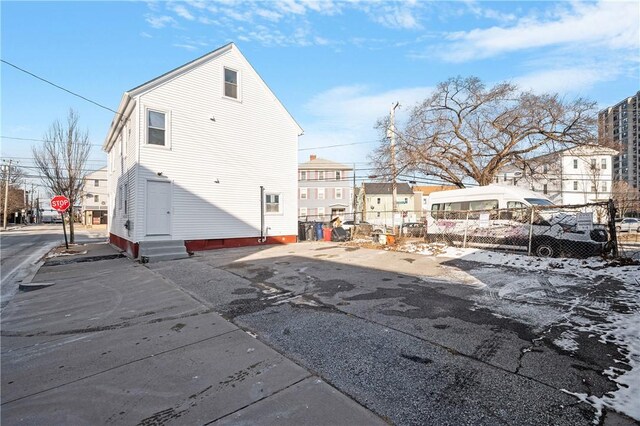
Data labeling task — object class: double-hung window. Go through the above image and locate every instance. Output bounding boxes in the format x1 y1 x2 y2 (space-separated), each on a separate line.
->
335 188 343 199
573 159 578 169
224 67 238 99
300 188 308 199
318 188 325 200
148 110 166 146
265 193 280 213
335 171 341 181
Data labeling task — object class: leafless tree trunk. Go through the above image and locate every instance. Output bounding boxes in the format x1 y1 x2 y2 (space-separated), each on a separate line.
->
611 181 640 218
32 109 91 243
372 76 598 187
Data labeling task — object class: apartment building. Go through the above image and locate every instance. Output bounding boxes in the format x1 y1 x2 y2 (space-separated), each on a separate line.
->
598 91 639 189
298 155 353 221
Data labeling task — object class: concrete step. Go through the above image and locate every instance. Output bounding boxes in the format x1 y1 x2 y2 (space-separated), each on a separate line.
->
139 240 189 262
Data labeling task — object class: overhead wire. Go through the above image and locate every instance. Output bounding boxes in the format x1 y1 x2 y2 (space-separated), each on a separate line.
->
0 59 121 116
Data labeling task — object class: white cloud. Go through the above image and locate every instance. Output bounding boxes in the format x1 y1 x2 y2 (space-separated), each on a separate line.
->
145 15 177 29
172 4 195 20
140 31 153 38
367 3 423 30
514 65 621 94
440 1 639 62
172 43 198 51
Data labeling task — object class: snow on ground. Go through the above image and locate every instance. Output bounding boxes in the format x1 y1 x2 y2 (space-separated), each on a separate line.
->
395 241 640 422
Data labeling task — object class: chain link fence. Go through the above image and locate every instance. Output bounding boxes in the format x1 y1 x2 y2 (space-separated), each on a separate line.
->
298 200 640 260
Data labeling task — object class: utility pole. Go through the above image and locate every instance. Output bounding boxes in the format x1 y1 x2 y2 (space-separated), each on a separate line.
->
3 160 12 230
352 163 356 222
389 102 400 232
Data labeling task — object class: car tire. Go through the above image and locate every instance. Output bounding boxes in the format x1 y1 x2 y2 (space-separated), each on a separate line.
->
533 240 558 258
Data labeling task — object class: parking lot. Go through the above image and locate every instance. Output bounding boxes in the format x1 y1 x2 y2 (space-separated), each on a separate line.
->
150 241 640 425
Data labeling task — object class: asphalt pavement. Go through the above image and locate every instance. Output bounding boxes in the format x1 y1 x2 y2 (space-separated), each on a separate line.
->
1 242 385 425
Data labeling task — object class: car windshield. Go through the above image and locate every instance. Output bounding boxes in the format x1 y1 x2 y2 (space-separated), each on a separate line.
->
525 198 555 206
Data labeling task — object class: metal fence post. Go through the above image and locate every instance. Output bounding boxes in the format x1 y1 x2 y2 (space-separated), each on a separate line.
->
527 206 535 256
463 211 469 248
607 198 619 258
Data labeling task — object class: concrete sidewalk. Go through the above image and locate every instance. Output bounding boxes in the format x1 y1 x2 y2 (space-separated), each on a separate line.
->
1 243 386 425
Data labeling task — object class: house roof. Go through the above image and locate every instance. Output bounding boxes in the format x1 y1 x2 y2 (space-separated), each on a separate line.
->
412 185 458 195
103 42 303 152
299 157 352 170
363 182 414 195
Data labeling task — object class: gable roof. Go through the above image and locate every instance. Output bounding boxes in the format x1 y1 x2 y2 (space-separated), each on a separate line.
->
363 182 414 195
299 156 352 170
103 42 302 152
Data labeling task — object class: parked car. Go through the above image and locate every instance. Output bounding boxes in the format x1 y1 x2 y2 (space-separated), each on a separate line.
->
616 218 640 233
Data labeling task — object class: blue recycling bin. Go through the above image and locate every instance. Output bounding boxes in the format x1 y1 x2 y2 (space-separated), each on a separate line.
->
314 222 323 241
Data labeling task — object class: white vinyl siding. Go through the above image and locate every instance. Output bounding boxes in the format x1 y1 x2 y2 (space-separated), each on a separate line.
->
122 45 298 242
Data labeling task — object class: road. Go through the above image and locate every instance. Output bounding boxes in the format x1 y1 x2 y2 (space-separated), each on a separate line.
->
150 242 639 425
0 224 106 309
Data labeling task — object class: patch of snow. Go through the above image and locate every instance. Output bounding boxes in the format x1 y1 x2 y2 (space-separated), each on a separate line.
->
554 330 579 352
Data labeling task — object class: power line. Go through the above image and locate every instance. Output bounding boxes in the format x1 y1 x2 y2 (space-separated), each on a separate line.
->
1 136 103 147
0 59 120 116
299 140 379 151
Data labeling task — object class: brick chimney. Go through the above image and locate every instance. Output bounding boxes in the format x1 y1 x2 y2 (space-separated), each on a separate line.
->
310 154 317 161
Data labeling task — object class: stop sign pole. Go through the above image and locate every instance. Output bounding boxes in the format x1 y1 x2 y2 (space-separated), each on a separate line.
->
51 195 70 249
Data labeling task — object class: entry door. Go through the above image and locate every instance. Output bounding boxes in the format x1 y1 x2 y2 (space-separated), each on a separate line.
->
146 180 171 235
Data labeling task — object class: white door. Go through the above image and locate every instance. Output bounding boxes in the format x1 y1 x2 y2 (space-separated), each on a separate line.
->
146 180 171 235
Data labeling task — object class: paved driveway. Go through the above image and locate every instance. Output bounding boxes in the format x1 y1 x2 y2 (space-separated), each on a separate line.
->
150 241 639 425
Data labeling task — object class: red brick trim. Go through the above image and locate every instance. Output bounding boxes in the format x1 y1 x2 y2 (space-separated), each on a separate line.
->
185 235 297 252
109 233 139 258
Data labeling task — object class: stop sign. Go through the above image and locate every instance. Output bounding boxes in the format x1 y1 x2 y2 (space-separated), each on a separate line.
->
51 195 70 213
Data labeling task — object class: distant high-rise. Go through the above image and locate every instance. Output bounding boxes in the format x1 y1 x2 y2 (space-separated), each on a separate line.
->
598 91 639 189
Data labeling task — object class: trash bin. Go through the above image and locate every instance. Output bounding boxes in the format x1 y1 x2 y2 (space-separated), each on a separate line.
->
323 227 332 241
298 222 305 241
315 222 323 241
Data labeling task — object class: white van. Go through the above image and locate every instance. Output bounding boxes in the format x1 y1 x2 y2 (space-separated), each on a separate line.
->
426 185 554 213
424 185 608 258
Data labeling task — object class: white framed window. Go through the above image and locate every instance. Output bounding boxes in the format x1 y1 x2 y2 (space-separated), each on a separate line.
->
335 171 341 181
573 159 578 169
335 188 343 199
601 159 607 169
318 188 325 200
573 181 578 191
300 171 307 181
94 195 99 202
299 207 307 217
224 67 239 100
147 110 166 146
317 207 325 218
94 179 100 187
601 182 607 192
265 193 281 214
318 171 325 181
591 159 596 169
300 187 308 199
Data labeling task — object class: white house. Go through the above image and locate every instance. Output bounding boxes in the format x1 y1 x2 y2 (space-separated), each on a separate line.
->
103 43 302 259
496 145 618 205
81 166 108 225
361 182 419 225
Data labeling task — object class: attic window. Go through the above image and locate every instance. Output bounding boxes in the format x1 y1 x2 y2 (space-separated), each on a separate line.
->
224 67 238 99
148 110 166 146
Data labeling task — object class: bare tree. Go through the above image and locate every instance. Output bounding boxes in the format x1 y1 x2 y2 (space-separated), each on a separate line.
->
0 164 26 225
32 109 91 243
611 181 640 218
372 76 598 187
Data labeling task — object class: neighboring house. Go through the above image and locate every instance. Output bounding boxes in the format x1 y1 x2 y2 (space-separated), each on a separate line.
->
495 145 618 205
298 154 353 221
361 182 417 224
81 167 108 225
103 43 302 258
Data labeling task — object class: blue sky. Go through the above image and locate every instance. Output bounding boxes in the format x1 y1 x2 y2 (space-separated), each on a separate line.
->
2 0 639 192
